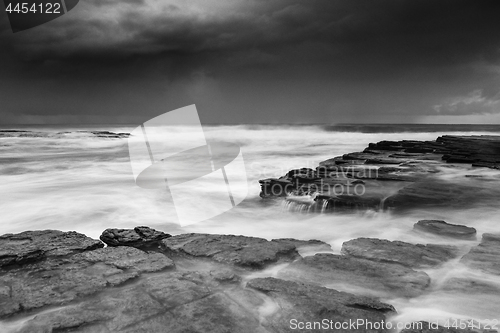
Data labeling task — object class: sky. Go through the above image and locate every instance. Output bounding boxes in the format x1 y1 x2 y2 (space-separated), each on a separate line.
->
1 0 500 125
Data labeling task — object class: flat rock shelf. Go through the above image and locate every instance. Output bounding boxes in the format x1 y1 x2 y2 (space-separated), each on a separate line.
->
259 135 500 213
0 226 498 333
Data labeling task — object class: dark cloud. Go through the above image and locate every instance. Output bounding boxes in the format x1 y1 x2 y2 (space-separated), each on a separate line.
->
86 0 146 7
1 0 500 124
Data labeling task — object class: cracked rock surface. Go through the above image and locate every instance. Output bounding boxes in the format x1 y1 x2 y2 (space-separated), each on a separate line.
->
0 226 497 333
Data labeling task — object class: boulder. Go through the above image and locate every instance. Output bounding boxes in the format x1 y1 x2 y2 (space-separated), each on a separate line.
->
414 220 477 240
161 233 299 268
278 253 430 298
341 238 460 268
100 226 171 249
0 230 103 267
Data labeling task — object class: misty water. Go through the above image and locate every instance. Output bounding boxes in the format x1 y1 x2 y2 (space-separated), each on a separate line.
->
1 124 500 330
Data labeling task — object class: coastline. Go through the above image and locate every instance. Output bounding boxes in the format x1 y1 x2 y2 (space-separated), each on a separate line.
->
1 223 497 333
1 134 500 332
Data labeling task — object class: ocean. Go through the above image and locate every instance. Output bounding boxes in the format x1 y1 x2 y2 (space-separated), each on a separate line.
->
1 124 500 326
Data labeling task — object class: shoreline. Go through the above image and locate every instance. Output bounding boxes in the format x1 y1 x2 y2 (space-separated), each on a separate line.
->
1 134 500 332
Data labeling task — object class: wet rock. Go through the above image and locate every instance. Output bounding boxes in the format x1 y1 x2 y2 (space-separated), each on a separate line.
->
341 238 460 268
472 162 500 169
272 238 332 254
437 135 500 169
0 230 103 267
367 141 405 151
259 135 500 212
72 131 130 138
161 233 299 268
384 181 490 210
342 152 379 161
287 168 317 177
314 194 382 212
74 246 174 272
461 233 500 275
16 272 265 333
0 130 49 138
259 178 295 198
414 220 477 240
278 253 430 297
441 278 500 294
247 277 395 333
89 131 130 138
0 246 174 317
100 226 171 249
209 269 241 283
445 155 479 164
365 157 407 165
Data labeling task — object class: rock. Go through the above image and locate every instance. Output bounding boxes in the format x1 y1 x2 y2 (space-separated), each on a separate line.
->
341 238 460 268
437 135 500 168
384 180 490 210
441 278 500 294
414 220 477 240
18 269 397 333
351 166 418 181
259 135 500 214
247 277 395 333
319 156 366 166
0 130 130 139
314 194 382 212
88 131 130 138
342 152 380 161
15 272 266 333
287 168 317 177
0 246 174 317
161 233 299 268
278 253 430 298
272 238 332 255
365 157 407 165
461 233 500 275
259 178 295 197
367 140 405 151
472 162 500 169
209 269 241 283
100 226 171 249
0 230 103 267
74 246 174 272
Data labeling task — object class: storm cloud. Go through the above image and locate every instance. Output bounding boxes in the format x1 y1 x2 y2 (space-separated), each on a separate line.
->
1 0 500 124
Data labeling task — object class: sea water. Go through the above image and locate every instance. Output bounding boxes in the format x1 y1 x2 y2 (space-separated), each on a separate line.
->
1 124 500 327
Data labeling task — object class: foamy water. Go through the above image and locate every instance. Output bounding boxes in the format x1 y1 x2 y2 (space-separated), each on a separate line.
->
1 124 500 328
